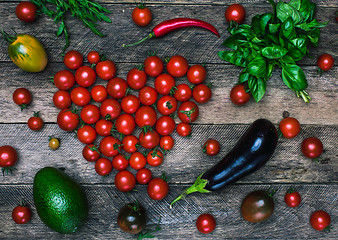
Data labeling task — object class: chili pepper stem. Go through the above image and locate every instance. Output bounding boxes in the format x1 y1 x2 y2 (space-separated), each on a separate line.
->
122 32 156 47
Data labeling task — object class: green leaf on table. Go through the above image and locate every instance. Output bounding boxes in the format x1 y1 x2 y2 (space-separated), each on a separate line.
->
262 46 288 59
289 0 302 10
239 71 256 83
56 21 65 37
280 54 296 65
252 14 262 36
218 50 246 67
248 76 267 102
281 64 307 91
246 56 267 78
222 33 247 50
286 37 306 61
269 23 280 34
228 21 252 37
281 17 296 39
296 19 328 31
260 13 273 33
306 28 320 46
277 2 303 24
267 62 276 79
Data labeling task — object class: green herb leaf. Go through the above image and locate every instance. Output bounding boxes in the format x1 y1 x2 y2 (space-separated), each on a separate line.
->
239 71 255 83
281 64 307 91
287 37 307 61
246 56 267 77
276 2 303 24
228 22 252 36
252 14 262 36
56 21 65 37
222 33 247 50
306 28 320 46
289 0 302 10
248 76 267 102
269 23 280 34
262 46 288 59
280 54 296 65
218 50 246 67
281 17 296 39
260 13 273 33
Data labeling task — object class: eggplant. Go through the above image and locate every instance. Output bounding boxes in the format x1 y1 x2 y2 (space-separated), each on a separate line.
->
170 118 278 208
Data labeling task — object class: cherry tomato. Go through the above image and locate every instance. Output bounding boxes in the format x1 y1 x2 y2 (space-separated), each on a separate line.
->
139 86 158 106
203 139 220 156
0 145 18 168
117 202 146 234
317 54 334 71
53 90 71 109
99 136 121 157
225 4 246 24
53 70 75 91
157 95 177 116
87 51 100 65
174 84 192 102
70 87 91 106
127 68 147 90
177 101 199 123
15 2 37 23
166 55 189 77
132 4 152 27
28 112 44 131
77 125 97 144
193 84 212 104
112 154 129 171
95 157 113 176
155 74 176 95
121 95 140 114
176 122 192 137
279 117 301 139
106 77 128 99
115 170 136 192
160 135 174 151
49 137 60 150
156 116 176 136
187 64 207 84
100 98 121 120
144 55 164 77
115 114 136 135
136 168 152 185
230 84 250 105
135 106 157 128
147 177 169 200
82 144 100 162
139 130 160 149
196 213 216 234
75 66 96 87
147 149 163 167
91 85 108 102
301 137 323 159
96 60 116 80
80 104 100 124
310 210 331 231
57 108 79 131
13 88 32 110
129 152 147 170
63 50 83 70
284 188 301 208
122 135 139 153
12 205 32 224
95 119 113 136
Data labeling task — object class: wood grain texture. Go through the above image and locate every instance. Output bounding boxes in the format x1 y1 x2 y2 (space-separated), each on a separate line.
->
0 63 337 125
0 183 337 239
0 123 336 184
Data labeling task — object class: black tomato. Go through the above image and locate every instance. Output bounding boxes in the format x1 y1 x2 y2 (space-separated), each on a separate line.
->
117 202 146 234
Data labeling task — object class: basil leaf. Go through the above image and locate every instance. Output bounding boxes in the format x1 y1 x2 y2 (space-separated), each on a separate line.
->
228 22 252 37
57 21 65 37
246 56 267 77
266 34 279 44
262 46 288 59
260 13 273 33
287 39 307 62
267 62 275 79
238 71 255 83
307 2 316 22
218 50 246 67
281 17 296 39
222 33 247 50
280 54 296 65
252 14 262 36
289 0 301 10
307 19 328 28
276 2 303 24
269 23 280 34
307 28 320 46
248 76 267 102
281 64 307 91
299 0 311 21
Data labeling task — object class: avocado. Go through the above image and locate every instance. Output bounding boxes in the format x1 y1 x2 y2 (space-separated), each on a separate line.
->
33 167 88 234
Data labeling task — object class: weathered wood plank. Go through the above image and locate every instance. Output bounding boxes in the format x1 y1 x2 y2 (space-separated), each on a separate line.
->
0 63 337 125
0 123 336 184
0 184 337 239
0 3 336 64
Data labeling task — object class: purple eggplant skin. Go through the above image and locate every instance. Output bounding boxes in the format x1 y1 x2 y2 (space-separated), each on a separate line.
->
203 118 278 191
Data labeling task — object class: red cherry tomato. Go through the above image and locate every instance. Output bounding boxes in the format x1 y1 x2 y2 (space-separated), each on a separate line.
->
112 154 129 171
174 83 192 102
95 157 113 176
53 90 71 109
135 106 157 128
70 87 91 106
13 88 32 110
82 144 100 162
95 119 113 136
115 114 136 136
155 74 176 95
144 55 164 77
166 55 189 77
147 150 163 167
12 205 32 224
138 86 158 106
176 122 192 137
87 51 100 65
96 60 117 80
196 213 216 234
160 135 174 151
77 125 97 144
121 95 140 114
91 85 108 103
187 64 207 84
192 84 212 104
129 152 147 170
63 50 83 70
99 136 121 157
301 137 323 159
139 130 160 149
279 117 301 139
53 70 75 90
284 188 301 208
80 104 100 124
75 66 96 87
27 112 44 131
230 84 250 105
203 139 220 156
0 145 18 168
157 95 177 116
127 68 147 90
132 5 152 27
310 210 331 231
106 77 128 99
156 116 176 136
122 135 139 153
177 101 199 123
317 54 334 71
57 108 79 131
136 168 152 185
15 2 37 23
115 170 136 192
100 98 121 120
147 177 169 200
225 4 246 24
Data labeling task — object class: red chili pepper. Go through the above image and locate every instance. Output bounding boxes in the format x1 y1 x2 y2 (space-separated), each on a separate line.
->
123 18 220 47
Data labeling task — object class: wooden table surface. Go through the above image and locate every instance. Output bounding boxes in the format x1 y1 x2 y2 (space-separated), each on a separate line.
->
0 0 337 239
